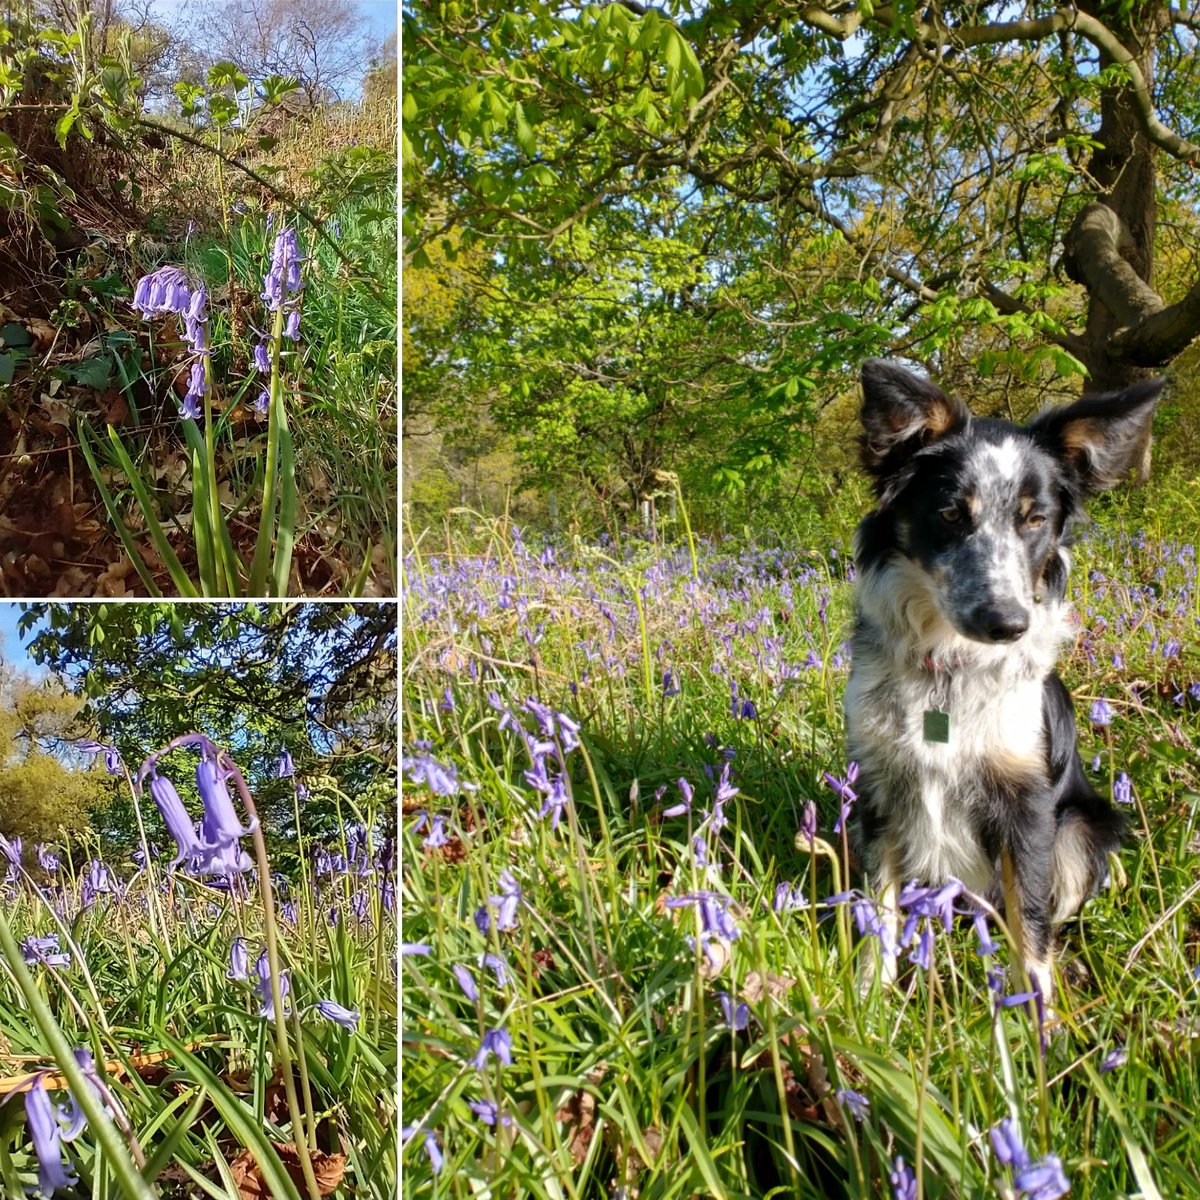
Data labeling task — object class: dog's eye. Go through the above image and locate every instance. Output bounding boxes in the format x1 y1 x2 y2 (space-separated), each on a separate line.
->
1024 514 1047 529
940 507 961 524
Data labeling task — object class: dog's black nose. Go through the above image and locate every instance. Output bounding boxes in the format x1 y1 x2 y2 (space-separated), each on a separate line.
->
977 604 1030 642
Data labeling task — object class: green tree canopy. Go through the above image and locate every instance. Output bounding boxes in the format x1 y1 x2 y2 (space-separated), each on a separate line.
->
404 0 1200 509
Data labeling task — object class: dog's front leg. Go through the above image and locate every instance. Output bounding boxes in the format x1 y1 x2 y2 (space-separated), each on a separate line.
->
999 826 1056 1010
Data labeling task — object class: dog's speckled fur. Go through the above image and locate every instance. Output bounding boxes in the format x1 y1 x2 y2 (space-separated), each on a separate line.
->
847 360 1163 998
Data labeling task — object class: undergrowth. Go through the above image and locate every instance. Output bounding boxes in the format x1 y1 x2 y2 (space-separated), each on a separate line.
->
401 474 1200 1198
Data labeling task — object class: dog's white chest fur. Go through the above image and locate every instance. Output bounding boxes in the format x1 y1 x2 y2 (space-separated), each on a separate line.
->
846 555 1074 890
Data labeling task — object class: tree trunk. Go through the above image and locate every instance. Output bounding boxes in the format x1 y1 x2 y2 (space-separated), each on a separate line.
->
1066 0 1170 477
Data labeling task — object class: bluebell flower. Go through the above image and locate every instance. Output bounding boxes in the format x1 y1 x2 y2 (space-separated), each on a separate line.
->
989 1117 1030 1168
402 1125 444 1175
25 1080 77 1193
276 750 295 778
35 844 60 874
149 772 204 869
1014 1155 1070 1199
227 936 249 980
1113 772 1133 805
717 991 749 1030
1089 698 1113 725
890 1156 916 1200
835 1088 870 1122
799 800 818 845
478 952 511 986
471 1027 512 1070
452 964 478 1000
21 935 71 968
487 871 522 931
422 814 450 849
315 999 360 1032
400 942 431 957
254 949 291 1019
469 1099 513 1126
402 751 464 796
1099 1046 1127 1073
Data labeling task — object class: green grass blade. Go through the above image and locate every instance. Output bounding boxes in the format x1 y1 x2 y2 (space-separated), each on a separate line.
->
180 416 243 594
271 405 296 596
104 426 200 597
158 1033 304 1200
139 1088 206 1186
187 442 218 595
76 419 162 596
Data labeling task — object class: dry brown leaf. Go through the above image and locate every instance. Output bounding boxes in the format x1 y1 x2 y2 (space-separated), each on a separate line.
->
556 1089 597 1166
228 1144 346 1199
741 970 797 1005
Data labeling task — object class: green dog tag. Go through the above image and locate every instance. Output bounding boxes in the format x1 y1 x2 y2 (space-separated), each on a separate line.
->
923 708 951 743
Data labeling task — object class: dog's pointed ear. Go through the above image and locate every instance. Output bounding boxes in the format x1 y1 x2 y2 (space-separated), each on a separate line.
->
1029 378 1165 493
859 359 969 477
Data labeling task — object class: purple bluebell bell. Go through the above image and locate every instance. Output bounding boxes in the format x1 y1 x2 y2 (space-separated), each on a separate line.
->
21 935 71 969
487 871 522 931
538 776 570 830
717 991 749 1030
452 964 478 1000
276 750 295 778
402 751 464 796
890 1156 916 1200
1089 698 1113 726
315 999 360 1032
1013 1156 1070 1200
469 1099 513 1126
825 762 859 833
422 814 450 849
149 772 204 869
471 1027 513 1071
254 949 291 1019
989 1118 1030 1168
227 936 249 980
1113 772 1133 805
35 844 61 874
662 777 693 817
25 1081 77 1193
835 1088 870 1122
1099 1046 1127 1073
477 952 510 986
402 1125 444 1175
799 800 818 845
131 266 191 318
0 834 22 869
81 859 116 908
401 942 432 957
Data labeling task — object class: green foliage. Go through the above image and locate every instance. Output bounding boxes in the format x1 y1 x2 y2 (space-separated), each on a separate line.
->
403 0 1200 527
0 667 110 844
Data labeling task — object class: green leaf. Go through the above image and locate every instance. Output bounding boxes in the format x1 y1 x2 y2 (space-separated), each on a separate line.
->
207 61 249 92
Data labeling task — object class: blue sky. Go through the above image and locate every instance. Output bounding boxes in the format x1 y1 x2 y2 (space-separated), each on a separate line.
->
0 605 44 677
147 0 397 44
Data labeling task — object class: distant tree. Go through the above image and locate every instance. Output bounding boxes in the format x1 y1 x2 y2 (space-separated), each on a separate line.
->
0 664 112 847
189 0 380 109
362 31 396 110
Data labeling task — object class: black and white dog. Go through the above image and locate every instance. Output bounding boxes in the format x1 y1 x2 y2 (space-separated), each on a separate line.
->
846 359 1163 1000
